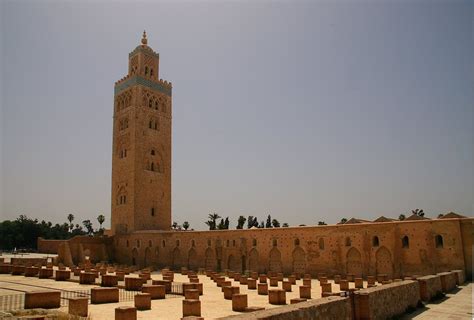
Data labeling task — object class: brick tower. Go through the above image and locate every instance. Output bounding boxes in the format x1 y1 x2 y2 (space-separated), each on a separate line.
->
111 31 172 234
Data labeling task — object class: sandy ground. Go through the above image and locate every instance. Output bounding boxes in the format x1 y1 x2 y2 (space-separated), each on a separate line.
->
0 271 362 319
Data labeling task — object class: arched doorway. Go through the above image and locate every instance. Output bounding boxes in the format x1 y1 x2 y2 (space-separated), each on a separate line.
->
376 246 393 277
144 247 151 267
205 248 216 270
172 247 181 270
131 248 138 266
346 247 363 276
188 248 198 271
227 254 240 272
269 247 282 273
292 247 306 274
248 249 259 272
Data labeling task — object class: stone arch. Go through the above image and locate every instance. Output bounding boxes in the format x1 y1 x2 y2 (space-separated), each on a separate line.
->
205 248 216 270
376 246 393 277
188 248 198 271
227 254 241 272
269 247 282 273
292 247 306 274
346 247 363 277
171 247 181 270
248 248 259 272
144 247 151 267
131 248 138 266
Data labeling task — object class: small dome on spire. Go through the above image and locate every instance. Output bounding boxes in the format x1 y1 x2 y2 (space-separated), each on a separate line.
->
141 30 148 45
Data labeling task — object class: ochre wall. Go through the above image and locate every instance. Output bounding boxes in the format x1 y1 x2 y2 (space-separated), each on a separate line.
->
108 218 472 279
37 238 65 254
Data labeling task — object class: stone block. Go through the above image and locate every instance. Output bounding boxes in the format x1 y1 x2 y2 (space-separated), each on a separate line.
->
288 275 296 285
319 276 328 284
115 271 125 281
80 272 96 284
91 287 119 304
12 265 26 275
68 297 88 317
115 306 137 320
139 272 151 281
232 294 248 312
268 289 286 305
334 275 341 284
269 277 278 287
259 274 267 283
239 277 248 285
247 278 257 290
438 272 457 293
142 284 166 299
101 275 118 287
125 277 143 291
367 276 376 286
152 279 172 293
346 274 354 282
182 299 201 317
220 280 232 291
339 279 349 291
282 280 292 292
134 293 151 310
250 272 258 280
25 291 60 309
290 298 307 304
355 278 364 289
185 289 200 300
451 270 465 285
258 283 268 295
55 270 71 281
321 282 332 293
25 267 39 277
299 285 311 299
417 275 442 302
38 268 53 279
224 286 240 300
190 277 199 283
0 264 12 274
276 273 284 281
303 278 312 287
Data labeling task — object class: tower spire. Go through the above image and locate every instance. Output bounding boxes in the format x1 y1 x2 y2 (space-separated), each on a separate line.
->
141 30 148 46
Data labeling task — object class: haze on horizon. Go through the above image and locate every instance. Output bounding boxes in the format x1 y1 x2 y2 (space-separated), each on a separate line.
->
0 0 472 230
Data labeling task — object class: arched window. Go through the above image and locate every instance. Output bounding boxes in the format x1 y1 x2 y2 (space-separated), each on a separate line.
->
345 237 351 247
207 239 211 247
151 207 155 216
126 240 129 247
162 103 166 113
232 240 236 247
136 239 140 248
252 239 257 246
145 66 148 75
151 150 155 155
294 238 300 246
150 163 154 171
435 235 444 248
192 240 195 247
155 101 159 110
148 240 152 247
402 236 409 248
226 240 230 247
176 240 180 247
272 239 277 247
162 240 166 247
150 68 154 76
372 236 379 247
319 238 325 250
149 99 153 108
149 120 152 128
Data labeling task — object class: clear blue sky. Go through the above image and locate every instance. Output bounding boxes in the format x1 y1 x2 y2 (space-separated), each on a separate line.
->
1 0 472 230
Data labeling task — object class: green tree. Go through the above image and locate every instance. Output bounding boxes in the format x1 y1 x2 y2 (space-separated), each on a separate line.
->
82 220 94 235
318 221 327 225
265 215 272 228
247 216 254 229
182 221 190 230
282 223 289 227
97 214 105 230
217 219 226 230
272 219 280 227
399 214 406 221
205 213 221 230
412 209 425 217
340 218 347 224
67 213 75 231
224 217 230 229
236 216 246 229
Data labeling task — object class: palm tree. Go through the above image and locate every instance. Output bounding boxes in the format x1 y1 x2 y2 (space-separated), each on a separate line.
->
82 220 94 235
205 213 221 230
67 214 74 231
97 214 105 230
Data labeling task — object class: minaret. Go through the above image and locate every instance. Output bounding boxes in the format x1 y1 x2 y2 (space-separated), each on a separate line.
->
111 32 172 234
